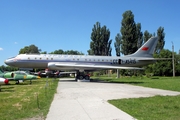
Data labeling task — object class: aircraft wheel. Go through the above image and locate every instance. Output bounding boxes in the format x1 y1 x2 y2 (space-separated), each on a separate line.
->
84 75 90 80
79 75 84 80
16 80 19 84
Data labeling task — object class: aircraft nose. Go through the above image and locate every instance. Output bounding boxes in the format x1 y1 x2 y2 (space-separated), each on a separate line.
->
4 59 14 66
4 59 9 65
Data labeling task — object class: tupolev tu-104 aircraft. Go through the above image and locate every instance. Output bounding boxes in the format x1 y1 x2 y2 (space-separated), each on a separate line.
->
5 37 161 80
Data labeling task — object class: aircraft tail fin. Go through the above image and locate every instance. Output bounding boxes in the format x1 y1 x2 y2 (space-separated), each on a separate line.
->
126 37 158 58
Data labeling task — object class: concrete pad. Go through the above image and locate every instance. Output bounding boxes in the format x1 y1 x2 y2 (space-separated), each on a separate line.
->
46 78 180 120
77 79 90 82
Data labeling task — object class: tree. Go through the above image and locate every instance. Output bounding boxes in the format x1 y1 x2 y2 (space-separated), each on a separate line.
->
0 65 18 71
175 52 180 76
64 50 84 55
114 33 122 78
153 49 172 76
120 10 137 55
155 27 165 54
114 33 122 56
143 30 152 43
19 44 40 54
49 49 84 55
136 23 143 48
145 49 174 76
41 51 47 54
49 49 64 54
88 22 112 56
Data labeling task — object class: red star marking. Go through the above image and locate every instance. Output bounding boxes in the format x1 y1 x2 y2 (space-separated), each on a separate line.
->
142 47 149 51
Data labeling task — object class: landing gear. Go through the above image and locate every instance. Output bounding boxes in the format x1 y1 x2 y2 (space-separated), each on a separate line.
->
84 75 90 80
76 71 90 80
79 75 84 80
16 80 19 84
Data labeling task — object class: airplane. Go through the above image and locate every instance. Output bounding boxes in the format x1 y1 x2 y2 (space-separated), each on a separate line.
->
33 69 60 78
5 37 162 80
0 77 9 85
0 71 40 84
0 77 9 91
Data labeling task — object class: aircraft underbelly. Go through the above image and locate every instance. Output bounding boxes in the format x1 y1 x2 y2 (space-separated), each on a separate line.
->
48 66 100 71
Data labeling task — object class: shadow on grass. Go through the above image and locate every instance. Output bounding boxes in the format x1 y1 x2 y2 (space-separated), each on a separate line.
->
7 83 32 86
51 77 145 84
90 78 144 84
60 80 77 82
0 86 15 92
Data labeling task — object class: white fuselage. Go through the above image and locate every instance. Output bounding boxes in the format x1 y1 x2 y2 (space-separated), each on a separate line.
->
5 54 155 71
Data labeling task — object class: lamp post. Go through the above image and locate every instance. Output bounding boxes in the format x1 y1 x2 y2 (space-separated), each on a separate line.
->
172 42 175 77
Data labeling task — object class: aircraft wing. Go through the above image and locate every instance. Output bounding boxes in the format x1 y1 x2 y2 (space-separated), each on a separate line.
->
48 62 144 70
0 77 14 80
137 58 172 61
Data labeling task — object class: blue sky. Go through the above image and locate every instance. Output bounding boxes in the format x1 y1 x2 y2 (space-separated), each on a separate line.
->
0 0 180 65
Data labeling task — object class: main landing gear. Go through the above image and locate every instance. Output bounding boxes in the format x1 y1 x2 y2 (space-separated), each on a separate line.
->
75 71 90 81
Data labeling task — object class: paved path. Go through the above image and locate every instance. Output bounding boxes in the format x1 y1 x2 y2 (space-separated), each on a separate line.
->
46 78 180 120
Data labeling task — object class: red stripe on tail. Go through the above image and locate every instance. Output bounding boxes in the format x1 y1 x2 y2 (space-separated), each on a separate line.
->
141 47 149 51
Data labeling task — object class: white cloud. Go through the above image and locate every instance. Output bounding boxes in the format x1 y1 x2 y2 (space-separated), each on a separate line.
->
0 47 3 51
14 42 18 44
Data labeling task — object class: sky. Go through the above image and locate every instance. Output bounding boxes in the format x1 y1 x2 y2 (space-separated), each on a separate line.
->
0 0 180 65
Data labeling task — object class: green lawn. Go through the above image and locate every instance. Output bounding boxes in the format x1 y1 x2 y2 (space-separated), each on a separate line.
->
95 76 180 91
94 76 180 120
1 76 180 120
0 78 58 120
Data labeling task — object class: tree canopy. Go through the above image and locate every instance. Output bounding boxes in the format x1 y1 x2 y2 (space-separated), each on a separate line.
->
19 44 40 54
49 49 84 55
88 22 112 56
120 10 139 55
155 27 165 54
145 49 174 76
114 33 122 56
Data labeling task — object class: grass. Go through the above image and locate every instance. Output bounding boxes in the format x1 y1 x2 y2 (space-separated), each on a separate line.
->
94 76 180 91
0 78 59 120
93 76 180 120
1 76 180 120
109 95 180 120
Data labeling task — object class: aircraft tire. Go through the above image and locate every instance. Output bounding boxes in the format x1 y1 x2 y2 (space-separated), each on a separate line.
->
84 75 90 80
79 75 84 80
16 80 19 84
